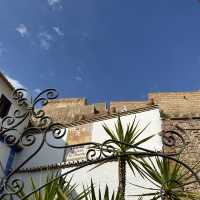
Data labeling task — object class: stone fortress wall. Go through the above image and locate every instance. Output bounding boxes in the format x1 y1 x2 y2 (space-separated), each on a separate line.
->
44 91 200 189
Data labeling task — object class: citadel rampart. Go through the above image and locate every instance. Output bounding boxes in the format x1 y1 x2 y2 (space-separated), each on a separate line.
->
44 91 200 189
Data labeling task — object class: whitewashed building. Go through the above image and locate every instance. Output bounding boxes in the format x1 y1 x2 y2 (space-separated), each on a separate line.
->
13 106 163 199
62 107 162 199
0 72 22 180
0 72 163 199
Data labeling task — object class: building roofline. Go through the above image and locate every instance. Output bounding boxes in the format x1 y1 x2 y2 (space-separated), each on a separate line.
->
0 71 15 91
31 105 159 135
110 100 148 103
17 158 118 173
149 90 200 96
18 105 159 172
62 105 159 128
47 97 87 104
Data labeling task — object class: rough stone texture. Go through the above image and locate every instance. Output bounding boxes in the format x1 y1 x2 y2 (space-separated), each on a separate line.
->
110 91 200 117
110 101 150 112
162 118 200 191
111 91 200 192
44 98 108 123
100 91 200 191
149 91 200 118
149 92 200 191
43 91 200 192
45 98 87 108
44 105 95 123
94 102 107 114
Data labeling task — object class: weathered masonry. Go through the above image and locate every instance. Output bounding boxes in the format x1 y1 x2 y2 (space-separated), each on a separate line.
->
44 91 200 170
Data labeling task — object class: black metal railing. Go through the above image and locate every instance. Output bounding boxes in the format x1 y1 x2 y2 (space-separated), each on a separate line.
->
0 89 199 200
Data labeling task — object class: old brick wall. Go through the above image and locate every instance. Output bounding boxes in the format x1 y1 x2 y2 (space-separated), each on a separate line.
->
40 91 200 193
43 91 200 187
149 91 200 118
149 91 200 191
110 101 150 112
43 98 107 123
162 118 200 190
109 91 200 191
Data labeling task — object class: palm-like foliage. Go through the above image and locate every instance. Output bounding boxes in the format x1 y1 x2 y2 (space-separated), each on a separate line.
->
84 180 120 200
103 116 153 200
129 156 200 200
16 176 121 200
16 174 89 200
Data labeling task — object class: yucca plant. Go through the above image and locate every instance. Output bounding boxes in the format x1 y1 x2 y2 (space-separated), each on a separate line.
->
103 116 153 200
16 174 89 200
84 180 120 200
129 156 200 200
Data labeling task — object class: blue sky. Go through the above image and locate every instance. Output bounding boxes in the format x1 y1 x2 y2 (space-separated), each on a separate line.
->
0 0 200 103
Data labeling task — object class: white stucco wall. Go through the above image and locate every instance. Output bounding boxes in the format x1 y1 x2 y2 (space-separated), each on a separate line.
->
0 77 29 188
13 132 66 195
0 143 11 178
0 78 19 178
14 133 65 168
62 108 163 199
0 77 16 128
11 108 162 199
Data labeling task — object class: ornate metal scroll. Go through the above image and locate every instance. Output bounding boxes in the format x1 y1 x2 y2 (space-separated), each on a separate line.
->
0 88 199 200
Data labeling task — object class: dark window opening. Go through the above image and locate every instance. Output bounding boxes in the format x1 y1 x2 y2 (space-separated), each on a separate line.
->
0 94 11 118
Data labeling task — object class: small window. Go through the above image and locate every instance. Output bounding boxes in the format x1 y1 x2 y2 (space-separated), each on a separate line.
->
0 94 11 118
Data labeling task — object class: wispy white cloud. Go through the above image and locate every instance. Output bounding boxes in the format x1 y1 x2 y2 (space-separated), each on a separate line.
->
74 76 83 82
40 39 51 50
48 0 61 6
39 70 55 80
73 62 87 82
4 74 25 89
16 24 29 37
53 27 64 36
33 88 42 94
48 0 63 10
39 32 53 41
38 32 53 50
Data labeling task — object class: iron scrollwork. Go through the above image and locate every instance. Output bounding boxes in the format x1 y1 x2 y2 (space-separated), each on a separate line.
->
0 88 199 199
